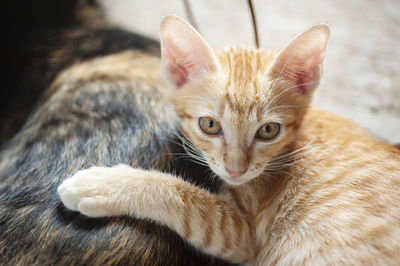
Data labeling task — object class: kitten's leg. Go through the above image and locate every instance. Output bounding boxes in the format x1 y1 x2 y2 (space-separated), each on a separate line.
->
58 164 255 264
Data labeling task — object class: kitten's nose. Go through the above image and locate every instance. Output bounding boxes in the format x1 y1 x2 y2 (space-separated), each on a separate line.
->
225 167 248 178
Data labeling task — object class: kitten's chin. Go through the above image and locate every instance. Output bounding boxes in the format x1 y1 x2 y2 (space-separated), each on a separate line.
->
223 176 249 186
220 173 258 186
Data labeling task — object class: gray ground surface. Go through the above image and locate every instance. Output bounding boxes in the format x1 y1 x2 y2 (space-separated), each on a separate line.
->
101 0 399 143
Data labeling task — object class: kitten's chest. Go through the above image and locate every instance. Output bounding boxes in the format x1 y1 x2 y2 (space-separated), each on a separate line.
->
252 168 318 250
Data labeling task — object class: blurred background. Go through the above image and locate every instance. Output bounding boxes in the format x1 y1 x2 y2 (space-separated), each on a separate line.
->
1 0 398 144
100 0 400 143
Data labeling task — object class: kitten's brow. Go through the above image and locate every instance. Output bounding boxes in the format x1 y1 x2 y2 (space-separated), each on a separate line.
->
178 95 218 111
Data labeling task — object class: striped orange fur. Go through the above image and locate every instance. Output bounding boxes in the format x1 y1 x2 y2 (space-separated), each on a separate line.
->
58 15 400 265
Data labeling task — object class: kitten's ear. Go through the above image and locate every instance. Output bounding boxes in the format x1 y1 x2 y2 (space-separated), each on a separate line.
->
160 15 219 88
268 24 330 95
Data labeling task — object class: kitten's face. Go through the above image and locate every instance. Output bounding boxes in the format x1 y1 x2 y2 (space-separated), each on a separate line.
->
172 48 307 185
161 15 329 185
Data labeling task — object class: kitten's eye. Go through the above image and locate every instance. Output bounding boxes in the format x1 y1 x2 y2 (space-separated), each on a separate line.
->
256 123 280 140
199 117 222 135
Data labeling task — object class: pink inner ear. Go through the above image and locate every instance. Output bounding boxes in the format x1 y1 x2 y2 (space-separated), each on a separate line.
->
297 73 320 95
165 61 188 88
161 15 219 89
282 52 323 95
289 65 320 95
162 39 197 88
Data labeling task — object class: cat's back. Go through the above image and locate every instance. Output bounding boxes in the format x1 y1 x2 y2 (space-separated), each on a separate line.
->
0 3 231 265
256 108 400 265
302 108 400 171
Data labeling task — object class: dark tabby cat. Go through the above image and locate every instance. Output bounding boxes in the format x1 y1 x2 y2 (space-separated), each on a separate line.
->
0 2 232 265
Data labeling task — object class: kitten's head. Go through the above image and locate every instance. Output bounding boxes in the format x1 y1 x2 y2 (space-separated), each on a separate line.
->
160 15 329 185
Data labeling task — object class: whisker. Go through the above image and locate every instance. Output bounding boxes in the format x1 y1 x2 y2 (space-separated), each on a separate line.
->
270 142 318 158
265 80 318 113
173 134 211 168
181 158 209 167
267 104 307 112
266 162 307 172
264 142 320 176
263 168 298 180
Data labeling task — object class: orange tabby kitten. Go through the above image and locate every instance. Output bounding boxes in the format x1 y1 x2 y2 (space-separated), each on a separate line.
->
58 15 400 265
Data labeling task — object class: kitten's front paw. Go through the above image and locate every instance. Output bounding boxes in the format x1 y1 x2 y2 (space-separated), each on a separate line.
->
57 165 132 217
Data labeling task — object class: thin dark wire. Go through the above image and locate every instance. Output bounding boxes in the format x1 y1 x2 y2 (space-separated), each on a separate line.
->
247 0 260 48
182 0 200 32
183 0 259 47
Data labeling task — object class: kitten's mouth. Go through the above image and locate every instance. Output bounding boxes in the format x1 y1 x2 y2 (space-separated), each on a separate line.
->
223 176 248 186
222 173 254 186
221 166 266 186
209 164 255 185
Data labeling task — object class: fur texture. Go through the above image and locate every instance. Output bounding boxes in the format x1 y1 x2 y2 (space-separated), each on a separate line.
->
58 15 400 265
0 7 232 266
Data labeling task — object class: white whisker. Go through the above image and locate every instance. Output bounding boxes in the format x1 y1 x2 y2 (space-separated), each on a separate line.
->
264 80 318 114
173 134 210 168
267 105 306 112
263 142 320 176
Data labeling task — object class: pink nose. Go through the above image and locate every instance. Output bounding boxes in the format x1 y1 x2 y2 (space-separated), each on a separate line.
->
226 167 248 178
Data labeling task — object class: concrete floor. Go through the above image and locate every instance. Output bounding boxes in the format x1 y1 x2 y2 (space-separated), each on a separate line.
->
101 0 400 143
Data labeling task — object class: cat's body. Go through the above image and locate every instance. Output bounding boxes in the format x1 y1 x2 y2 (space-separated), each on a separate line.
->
59 15 400 265
0 5 232 265
252 109 400 264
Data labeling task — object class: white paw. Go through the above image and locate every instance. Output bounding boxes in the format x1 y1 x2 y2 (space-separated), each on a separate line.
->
57 165 135 217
